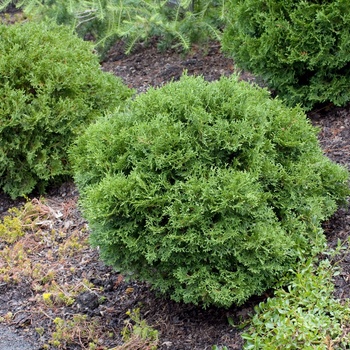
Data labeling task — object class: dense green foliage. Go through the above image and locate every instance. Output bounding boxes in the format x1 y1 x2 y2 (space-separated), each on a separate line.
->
70 74 349 307
222 0 350 110
243 259 350 349
0 21 132 199
0 0 225 54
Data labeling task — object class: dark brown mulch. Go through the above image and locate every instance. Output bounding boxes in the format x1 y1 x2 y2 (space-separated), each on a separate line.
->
101 39 258 93
0 39 350 350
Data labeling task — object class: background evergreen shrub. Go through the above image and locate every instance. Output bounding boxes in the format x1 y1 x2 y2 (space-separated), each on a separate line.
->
0 21 132 199
70 74 349 308
222 0 350 110
0 0 225 55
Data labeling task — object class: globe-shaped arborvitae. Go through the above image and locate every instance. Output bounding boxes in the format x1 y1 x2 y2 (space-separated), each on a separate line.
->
0 21 132 198
71 74 349 307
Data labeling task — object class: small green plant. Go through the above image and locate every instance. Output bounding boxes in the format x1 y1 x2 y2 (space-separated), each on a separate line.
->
0 21 132 198
119 308 159 350
222 0 350 110
0 208 24 243
70 74 349 307
58 230 89 258
42 292 54 306
242 259 350 349
49 314 102 349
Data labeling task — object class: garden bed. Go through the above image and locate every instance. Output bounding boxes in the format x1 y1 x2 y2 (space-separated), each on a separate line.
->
0 39 349 349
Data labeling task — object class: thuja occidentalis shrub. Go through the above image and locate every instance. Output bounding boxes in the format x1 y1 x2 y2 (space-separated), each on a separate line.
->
70 74 349 308
222 0 350 110
0 21 133 199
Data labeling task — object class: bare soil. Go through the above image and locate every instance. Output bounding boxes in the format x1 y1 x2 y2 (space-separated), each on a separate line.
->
0 39 350 350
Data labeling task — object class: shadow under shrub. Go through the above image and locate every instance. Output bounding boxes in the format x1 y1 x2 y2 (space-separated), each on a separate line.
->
0 21 132 199
70 74 349 308
222 0 350 110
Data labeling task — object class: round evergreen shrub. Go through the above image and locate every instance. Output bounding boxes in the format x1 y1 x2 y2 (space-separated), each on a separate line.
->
221 0 350 110
70 74 349 308
0 21 133 199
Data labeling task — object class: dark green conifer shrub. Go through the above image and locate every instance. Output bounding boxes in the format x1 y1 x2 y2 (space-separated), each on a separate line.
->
0 21 132 199
70 74 349 308
222 0 350 110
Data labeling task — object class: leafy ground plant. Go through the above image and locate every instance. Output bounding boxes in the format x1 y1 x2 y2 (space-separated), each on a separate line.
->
242 258 350 349
117 308 159 350
0 20 132 199
46 314 102 349
70 74 349 308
